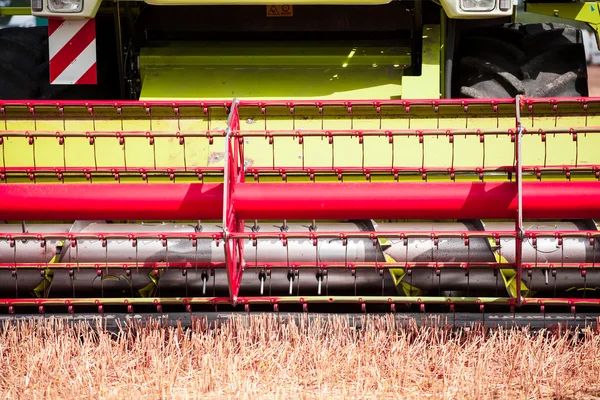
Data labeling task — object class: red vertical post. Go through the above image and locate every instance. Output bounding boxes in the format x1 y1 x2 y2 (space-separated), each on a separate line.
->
223 98 244 304
233 102 245 300
514 96 524 307
231 99 245 301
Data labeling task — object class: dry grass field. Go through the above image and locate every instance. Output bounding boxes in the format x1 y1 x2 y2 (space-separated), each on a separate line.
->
0 315 599 400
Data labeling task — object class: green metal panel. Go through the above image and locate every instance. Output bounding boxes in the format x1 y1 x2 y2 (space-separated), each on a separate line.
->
141 42 410 67
139 41 411 101
0 6 31 15
402 25 442 99
139 25 441 101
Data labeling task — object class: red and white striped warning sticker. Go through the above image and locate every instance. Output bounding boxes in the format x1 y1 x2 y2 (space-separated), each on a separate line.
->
48 18 97 85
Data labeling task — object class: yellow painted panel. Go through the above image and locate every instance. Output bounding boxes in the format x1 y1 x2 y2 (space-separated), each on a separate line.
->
333 136 361 167
454 136 483 170
203 105 226 170
243 136 274 169
141 67 402 101
34 137 64 168
208 137 226 169
322 107 353 131
242 106 299 169
263 106 293 130
209 109 229 131
142 41 409 67
275 137 304 169
578 133 600 165
180 107 210 131
63 108 95 132
94 138 126 168
124 138 155 169
151 113 184 170
154 137 186 169
4 137 34 168
401 25 440 99
521 135 545 167
239 108 268 169
185 137 211 169
303 137 334 168
62 114 105 170
325 107 353 169
423 136 453 169
64 137 95 170
484 135 514 170
294 107 326 131
36 119 63 132
408 116 439 130
4 119 35 131
120 107 151 132
393 136 422 169
353 107 382 130
546 134 577 166
380 108 409 130
364 136 393 168
351 105 390 168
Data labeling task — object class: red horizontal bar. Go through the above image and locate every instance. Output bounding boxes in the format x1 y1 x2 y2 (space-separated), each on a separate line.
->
0 181 599 221
0 232 223 240
0 262 226 269
234 182 600 220
0 97 516 109
0 261 596 271
0 183 223 220
2 127 598 139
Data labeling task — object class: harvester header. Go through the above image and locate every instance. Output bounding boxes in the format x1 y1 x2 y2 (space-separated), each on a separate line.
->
0 0 598 316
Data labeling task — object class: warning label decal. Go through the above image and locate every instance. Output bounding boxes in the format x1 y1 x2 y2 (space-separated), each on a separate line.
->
267 4 293 17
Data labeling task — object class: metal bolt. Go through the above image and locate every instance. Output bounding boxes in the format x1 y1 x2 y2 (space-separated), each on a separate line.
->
259 270 267 295
201 270 209 295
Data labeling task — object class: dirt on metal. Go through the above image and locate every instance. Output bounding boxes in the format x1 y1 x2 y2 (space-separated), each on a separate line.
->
0 315 598 399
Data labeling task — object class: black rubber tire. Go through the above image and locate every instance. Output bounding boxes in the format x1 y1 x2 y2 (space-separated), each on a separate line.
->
452 23 589 98
0 27 48 99
0 22 119 100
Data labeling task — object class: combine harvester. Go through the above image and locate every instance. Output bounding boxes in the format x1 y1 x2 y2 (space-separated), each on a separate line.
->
0 0 600 321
